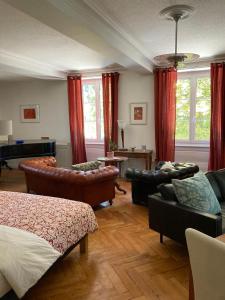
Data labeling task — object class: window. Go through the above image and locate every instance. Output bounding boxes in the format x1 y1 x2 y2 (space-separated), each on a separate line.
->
82 78 104 143
176 71 211 144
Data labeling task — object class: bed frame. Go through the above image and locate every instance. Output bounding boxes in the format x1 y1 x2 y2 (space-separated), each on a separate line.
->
62 234 88 258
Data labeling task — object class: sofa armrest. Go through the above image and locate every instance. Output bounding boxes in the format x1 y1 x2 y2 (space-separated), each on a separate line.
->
148 194 222 244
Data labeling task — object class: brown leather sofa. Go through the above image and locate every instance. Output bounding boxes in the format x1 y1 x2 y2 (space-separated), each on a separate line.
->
19 156 119 207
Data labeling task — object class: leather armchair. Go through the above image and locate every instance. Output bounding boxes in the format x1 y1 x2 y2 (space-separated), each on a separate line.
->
149 169 225 244
19 156 119 207
126 162 199 205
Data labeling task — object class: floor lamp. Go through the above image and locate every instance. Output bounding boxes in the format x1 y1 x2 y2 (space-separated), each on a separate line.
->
117 120 126 149
0 120 13 143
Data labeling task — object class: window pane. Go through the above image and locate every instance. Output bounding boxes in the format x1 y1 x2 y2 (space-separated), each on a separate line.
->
83 83 97 139
99 81 104 140
84 121 97 139
176 119 189 140
176 79 191 140
176 79 191 99
196 78 210 98
195 99 210 140
82 79 104 141
195 76 210 141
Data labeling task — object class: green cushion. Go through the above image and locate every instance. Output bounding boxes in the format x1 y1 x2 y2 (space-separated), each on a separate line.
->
172 171 221 214
72 160 101 171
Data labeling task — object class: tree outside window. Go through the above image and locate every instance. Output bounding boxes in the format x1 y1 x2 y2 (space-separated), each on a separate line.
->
176 72 210 144
82 78 104 142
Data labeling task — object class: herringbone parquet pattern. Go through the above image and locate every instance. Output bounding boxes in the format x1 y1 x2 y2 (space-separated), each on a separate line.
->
0 170 189 300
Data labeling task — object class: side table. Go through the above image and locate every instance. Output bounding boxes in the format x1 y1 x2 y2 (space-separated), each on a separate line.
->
97 156 128 194
114 149 153 170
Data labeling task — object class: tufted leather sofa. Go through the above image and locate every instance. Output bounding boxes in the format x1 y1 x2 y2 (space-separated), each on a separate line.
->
19 156 119 207
126 162 199 206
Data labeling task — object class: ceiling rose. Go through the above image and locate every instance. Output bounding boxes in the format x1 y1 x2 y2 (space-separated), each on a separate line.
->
154 5 200 68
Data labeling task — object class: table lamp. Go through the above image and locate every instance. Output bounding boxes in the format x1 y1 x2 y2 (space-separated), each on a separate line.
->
0 120 13 143
117 120 126 149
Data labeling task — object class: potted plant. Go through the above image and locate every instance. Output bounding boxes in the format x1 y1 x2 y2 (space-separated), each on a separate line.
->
107 140 118 158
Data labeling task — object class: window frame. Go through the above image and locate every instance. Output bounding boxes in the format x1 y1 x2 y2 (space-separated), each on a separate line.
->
82 78 104 144
176 70 211 146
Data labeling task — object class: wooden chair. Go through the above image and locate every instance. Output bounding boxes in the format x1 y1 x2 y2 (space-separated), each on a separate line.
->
186 228 225 300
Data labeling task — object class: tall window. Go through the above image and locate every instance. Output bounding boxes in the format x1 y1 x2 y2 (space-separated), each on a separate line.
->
82 78 104 143
176 71 211 144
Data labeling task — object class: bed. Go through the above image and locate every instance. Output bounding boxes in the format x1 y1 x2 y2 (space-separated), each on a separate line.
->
0 191 98 299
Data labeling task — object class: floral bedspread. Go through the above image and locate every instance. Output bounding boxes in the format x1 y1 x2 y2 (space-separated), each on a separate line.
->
0 191 98 253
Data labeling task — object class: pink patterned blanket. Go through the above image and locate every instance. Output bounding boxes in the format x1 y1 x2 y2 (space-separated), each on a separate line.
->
0 191 98 253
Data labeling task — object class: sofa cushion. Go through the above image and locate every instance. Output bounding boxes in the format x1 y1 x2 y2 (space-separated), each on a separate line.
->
220 202 225 232
160 161 175 170
206 171 223 203
72 160 101 171
157 183 178 202
172 172 221 214
212 169 225 202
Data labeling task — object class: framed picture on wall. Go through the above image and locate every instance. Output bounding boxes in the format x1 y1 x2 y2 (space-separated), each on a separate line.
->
20 104 40 123
130 103 147 125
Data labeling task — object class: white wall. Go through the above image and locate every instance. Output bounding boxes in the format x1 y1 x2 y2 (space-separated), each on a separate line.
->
0 79 74 167
0 80 70 142
0 73 210 171
175 146 209 171
118 71 155 169
0 71 155 169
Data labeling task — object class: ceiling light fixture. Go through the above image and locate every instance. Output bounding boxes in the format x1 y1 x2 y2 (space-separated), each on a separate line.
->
154 5 200 69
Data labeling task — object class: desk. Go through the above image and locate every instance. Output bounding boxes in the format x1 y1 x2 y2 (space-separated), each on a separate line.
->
189 233 225 300
114 149 153 170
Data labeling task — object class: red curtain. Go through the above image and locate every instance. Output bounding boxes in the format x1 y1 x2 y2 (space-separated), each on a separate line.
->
154 67 177 162
67 75 87 164
208 63 225 170
102 72 119 154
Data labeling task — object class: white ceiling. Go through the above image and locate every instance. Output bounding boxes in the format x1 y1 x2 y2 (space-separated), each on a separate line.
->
0 0 114 80
0 0 225 80
87 0 225 59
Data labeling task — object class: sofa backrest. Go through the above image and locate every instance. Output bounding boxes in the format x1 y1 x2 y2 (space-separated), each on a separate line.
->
157 169 225 204
19 156 119 205
206 169 225 203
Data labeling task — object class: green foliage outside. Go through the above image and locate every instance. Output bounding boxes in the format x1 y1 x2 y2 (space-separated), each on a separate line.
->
83 83 97 139
176 77 210 142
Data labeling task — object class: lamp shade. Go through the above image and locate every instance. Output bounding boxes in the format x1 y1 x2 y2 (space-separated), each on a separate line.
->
0 120 12 136
117 120 126 130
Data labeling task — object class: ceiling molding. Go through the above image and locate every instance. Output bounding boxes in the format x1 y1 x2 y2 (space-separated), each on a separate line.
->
83 0 153 59
4 0 153 73
48 0 153 72
0 49 66 79
68 63 126 77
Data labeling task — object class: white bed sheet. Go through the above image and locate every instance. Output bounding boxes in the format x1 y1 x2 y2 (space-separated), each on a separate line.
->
0 225 61 298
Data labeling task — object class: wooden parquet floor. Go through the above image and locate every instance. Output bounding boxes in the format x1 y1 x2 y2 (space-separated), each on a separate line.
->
0 169 189 300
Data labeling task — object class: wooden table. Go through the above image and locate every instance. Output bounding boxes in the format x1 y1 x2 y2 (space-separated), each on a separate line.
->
97 156 128 194
114 149 153 170
189 233 225 300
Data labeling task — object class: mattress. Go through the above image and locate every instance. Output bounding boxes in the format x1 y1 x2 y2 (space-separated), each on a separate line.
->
0 191 98 253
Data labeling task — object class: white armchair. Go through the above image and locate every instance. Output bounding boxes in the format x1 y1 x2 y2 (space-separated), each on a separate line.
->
186 228 225 300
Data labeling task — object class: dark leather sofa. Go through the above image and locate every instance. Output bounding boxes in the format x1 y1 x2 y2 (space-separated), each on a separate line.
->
19 156 119 207
149 168 225 245
126 162 199 206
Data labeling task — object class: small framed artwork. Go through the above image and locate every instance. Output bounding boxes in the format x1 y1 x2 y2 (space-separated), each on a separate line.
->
130 103 147 125
20 104 40 123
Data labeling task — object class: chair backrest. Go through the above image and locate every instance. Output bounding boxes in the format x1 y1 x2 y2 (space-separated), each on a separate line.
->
186 228 225 300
